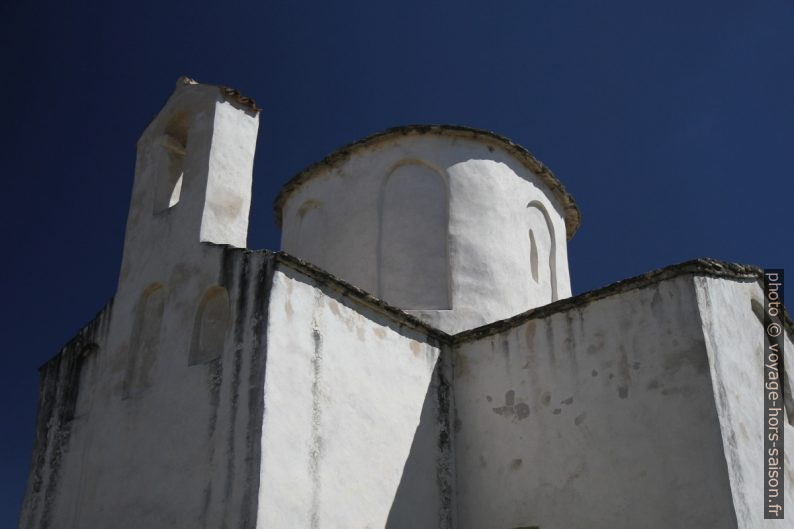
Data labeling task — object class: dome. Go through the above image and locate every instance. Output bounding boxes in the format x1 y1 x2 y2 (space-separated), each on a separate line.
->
276 125 579 334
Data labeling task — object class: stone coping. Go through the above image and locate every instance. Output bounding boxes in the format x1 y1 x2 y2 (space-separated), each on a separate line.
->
272 124 581 240
43 254 791 371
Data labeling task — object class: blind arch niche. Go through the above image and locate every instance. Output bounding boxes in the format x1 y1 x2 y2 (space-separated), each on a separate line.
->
122 283 165 398
189 286 231 366
378 161 450 309
527 200 558 302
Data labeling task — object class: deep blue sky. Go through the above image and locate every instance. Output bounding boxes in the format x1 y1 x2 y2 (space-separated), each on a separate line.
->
2 0 792 523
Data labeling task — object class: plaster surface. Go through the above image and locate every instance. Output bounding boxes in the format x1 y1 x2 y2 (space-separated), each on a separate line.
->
18 248 456 529
279 129 573 334
17 78 793 529
452 274 739 529
694 276 794 528
18 247 273 529
257 265 452 529
18 79 264 529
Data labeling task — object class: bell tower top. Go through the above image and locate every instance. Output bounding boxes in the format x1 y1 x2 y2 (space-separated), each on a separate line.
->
118 77 260 292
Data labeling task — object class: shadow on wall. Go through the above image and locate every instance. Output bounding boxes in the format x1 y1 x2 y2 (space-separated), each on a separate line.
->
385 362 453 529
384 358 540 529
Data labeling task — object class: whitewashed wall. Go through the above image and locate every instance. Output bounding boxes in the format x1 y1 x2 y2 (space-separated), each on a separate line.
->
18 80 265 529
18 80 459 529
257 265 452 529
20 77 789 529
694 277 794 528
17 247 273 529
452 275 740 529
17 249 455 529
280 132 572 334
119 78 258 293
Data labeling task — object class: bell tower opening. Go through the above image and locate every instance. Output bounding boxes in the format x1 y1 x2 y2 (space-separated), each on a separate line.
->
154 112 189 212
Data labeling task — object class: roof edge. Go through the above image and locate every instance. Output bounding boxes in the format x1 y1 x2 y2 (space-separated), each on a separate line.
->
272 124 581 240
176 76 259 113
36 253 791 372
271 250 451 342
453 258 793 344
257 251 792 346
39 298 115 372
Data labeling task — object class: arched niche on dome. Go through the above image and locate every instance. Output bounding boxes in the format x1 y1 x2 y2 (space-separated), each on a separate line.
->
527 200 558 302
378 162 450 310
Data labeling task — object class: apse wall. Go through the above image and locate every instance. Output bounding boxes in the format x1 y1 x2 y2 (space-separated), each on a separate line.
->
278 128 576 334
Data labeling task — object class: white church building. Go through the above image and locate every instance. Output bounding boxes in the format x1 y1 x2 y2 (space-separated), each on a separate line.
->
18 78 793 528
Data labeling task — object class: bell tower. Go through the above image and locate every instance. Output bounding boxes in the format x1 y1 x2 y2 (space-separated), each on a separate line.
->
118 77 260 292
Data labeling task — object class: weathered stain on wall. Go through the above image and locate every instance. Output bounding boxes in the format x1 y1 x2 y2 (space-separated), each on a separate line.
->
18 301 112 529
17 77 794 529
453 275 740 529
256 263 450 528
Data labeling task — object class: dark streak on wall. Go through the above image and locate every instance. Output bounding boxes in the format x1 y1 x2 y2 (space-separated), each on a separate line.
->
18 247 793 529
436 353 456 529
240 251 274 528
223 249 250 525
199 354 223 529
215 247 276 528
309 322 324 529
19 301 113 529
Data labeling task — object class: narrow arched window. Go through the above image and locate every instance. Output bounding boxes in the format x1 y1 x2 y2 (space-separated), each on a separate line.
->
189 286 231 366
123 283 165 398
379 162 449 309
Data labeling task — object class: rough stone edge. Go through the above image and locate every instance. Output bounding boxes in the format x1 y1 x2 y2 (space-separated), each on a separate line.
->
177 75 260 113
36 245 450 374
38 299 115 372
21 299 113 528
271 124 581 240
453 257 794 344
270 250 451 344
37 257 792 364
137 77 260 147
218 85 260 113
